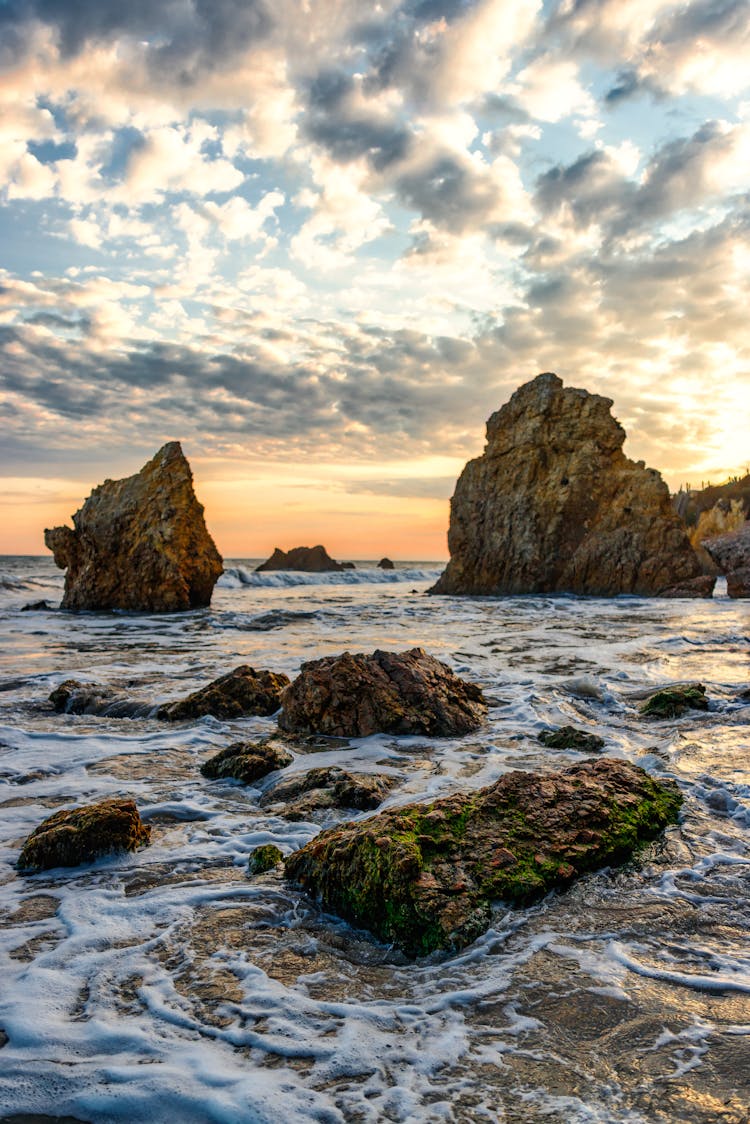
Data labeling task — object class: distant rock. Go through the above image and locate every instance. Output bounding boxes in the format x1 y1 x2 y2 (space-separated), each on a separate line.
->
538 726 605 752
430 373 713 598
256 545 349 572
18 798 150 872
640 683 709 718
21 599 54 612
159 665 290 721
200 740 293 783
703 523 750 598
260 766 396 820
285 758 681 956
377 558 395 570
278 647 487 738
45 442 223 612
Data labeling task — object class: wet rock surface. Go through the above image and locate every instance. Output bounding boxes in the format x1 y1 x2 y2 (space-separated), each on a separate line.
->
260 766 395 820
431 373 712 598
704 523 750 598
200 741 293 784
248 844 284 874
640 683 709 719
278 647 486 738
18 799 151 872
256 545 349 572
48 680 152 719
45 442 223 612
159 665 290 721
285 758 682 957
538 725 605 752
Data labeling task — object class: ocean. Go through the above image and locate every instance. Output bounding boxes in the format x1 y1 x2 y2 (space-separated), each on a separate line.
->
0 556 749 1123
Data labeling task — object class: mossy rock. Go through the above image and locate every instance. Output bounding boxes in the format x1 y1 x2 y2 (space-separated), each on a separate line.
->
248 844 284 874
18 799 151 872
538 725 605 752
640 684 708 719
200 741 292 783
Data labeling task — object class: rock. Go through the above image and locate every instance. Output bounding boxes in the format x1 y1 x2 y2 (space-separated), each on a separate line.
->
260 766 395 820
21 599 54 611
278 647 487 738
49 680 112 714
640 683 709 718
159 665 290 721
256 545 347 572
200 741 293 783
378 558 395 570
44 442 223 612
285 758 681 957
248 844 284 874
430 373 713 598
538 726 605 752
703 523 750 598
18 798 151 872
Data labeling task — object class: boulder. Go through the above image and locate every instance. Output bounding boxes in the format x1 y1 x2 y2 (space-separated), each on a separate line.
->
256 545 347 572
430 373 713 598
200 741 293 783
703 523 750 598
538 726 605 752
278 647 487 738
260 766 395 820
285 758 681 957
159 665 290 721
378 558 395 570
18 798 151 872
640 683 709 718
45 442 223 612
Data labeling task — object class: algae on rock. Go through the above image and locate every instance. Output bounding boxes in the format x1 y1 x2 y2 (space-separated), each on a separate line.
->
18 799 151 872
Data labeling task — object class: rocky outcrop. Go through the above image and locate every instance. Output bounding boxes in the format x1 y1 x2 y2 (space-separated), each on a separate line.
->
430 374 713 598
285 758 681 956
378 558 395 570
200 741 293 783
159 666 290 721
703 524 750 598
18 799 150 872
45 442 223 612
260 766 396 820
278 647 487 738
256 545 349 572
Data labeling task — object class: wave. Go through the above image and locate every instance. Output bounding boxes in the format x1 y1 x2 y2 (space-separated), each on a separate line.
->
219 566 443 589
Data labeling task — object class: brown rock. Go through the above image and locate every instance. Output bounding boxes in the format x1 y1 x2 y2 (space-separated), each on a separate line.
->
278 647 487 737
159 665 290 721
18 798 151 872
378 557 395 569
703 523 750 598
256 545 347 572
200 741 293 783
260 766 395 819
430 373 712 597
45 442 223 612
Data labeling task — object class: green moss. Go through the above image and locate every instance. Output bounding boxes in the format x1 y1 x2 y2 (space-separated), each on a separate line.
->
640 684 708 719
248 844 284 874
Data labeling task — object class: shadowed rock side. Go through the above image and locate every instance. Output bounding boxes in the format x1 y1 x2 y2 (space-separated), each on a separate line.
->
45 442 223 612
703 524 750 598
159 666 290 721
278 647 487 737
431 374 713 598
285 758 682 957
256 545 350 572
18 799 151 872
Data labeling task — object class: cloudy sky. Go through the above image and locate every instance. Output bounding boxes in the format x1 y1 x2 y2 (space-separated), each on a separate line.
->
1 0 749 557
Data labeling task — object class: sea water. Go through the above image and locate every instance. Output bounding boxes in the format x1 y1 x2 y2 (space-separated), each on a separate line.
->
0 557 749 1123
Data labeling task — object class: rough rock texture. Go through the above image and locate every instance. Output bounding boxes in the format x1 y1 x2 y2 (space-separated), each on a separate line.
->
538 726 605 752
260 766 395 820
18 799 151 872
285 759 681 957
45 442 223 612
200 741 293 783
256 545 347 572
278 647 487 738
431 374 712 598
159 665 290 721
703 523 750 598
378 557 395 570
640 683 709 718
248 845 284 874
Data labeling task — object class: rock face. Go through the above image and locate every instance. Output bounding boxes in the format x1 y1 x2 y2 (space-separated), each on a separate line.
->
285 758 681 957
200 741 293 783
18 799 151 872
431 374 712 598
256 545 348 572
45 442 223 612
278 647 487 738
159 666 290 721
703 524 750 598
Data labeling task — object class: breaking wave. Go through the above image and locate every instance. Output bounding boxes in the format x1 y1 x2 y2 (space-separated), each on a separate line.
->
219 566 442 589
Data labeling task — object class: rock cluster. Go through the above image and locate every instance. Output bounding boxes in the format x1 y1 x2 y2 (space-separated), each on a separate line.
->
256 545 351 572
285 758 682 957
703 524 750 598
278 647 487 738
18 799 150 872
159 665 290 721
431 374 712 598
45 442 223 612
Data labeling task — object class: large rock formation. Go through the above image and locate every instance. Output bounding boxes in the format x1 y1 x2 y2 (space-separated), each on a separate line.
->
256 545 349 572
285 758 681 957
703 524 750 597
18 799 151 872
45 442 223 611
431 374 713 598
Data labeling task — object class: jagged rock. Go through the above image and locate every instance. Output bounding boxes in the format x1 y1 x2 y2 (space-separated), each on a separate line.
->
248 845 284 874
200 741 293 783
278 647 486 738
256 545 347 572
285 758 681 957
703 523 750 598
538 726 605 752
260 766 395 820
44 442 223 612
430 374 713 598
159 665 290 721
18 799 151 872
378 558 395 570
640 683 709 718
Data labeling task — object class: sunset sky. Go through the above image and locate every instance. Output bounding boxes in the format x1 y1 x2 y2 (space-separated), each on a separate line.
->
1 0 749 558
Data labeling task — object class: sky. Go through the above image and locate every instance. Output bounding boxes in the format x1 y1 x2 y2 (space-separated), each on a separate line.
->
1 0 749 558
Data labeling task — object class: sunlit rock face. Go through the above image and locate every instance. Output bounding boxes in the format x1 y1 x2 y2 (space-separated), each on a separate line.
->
45 442 223 611
431 373 713 598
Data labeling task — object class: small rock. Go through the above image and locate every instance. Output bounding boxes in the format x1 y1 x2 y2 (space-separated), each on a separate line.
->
640 684 709 719
21 599 54 611
49 680 113 714
248 844 284 874
200 741 293 783
18 799 151 872
260 767 395 820
256 545 347 572
159 665 290 721
538 726 605 752
377 558 395 570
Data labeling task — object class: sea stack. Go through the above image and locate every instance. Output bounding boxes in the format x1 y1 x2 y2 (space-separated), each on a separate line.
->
256 545 348 572
45 442 223 611
431 373 713 598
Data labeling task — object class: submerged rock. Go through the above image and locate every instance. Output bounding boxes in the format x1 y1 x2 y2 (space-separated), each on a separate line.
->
256 545 348 572
285 758 681 957
21 599 54 611
538 726 605 752
278 647 487 738
703 523 750 598
640 684 709 719
200 741 293 783
18 799 151 872
431 374 712 598
159 665 290 721
260 766 395 820
44 442 223 612
248 844 284 874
